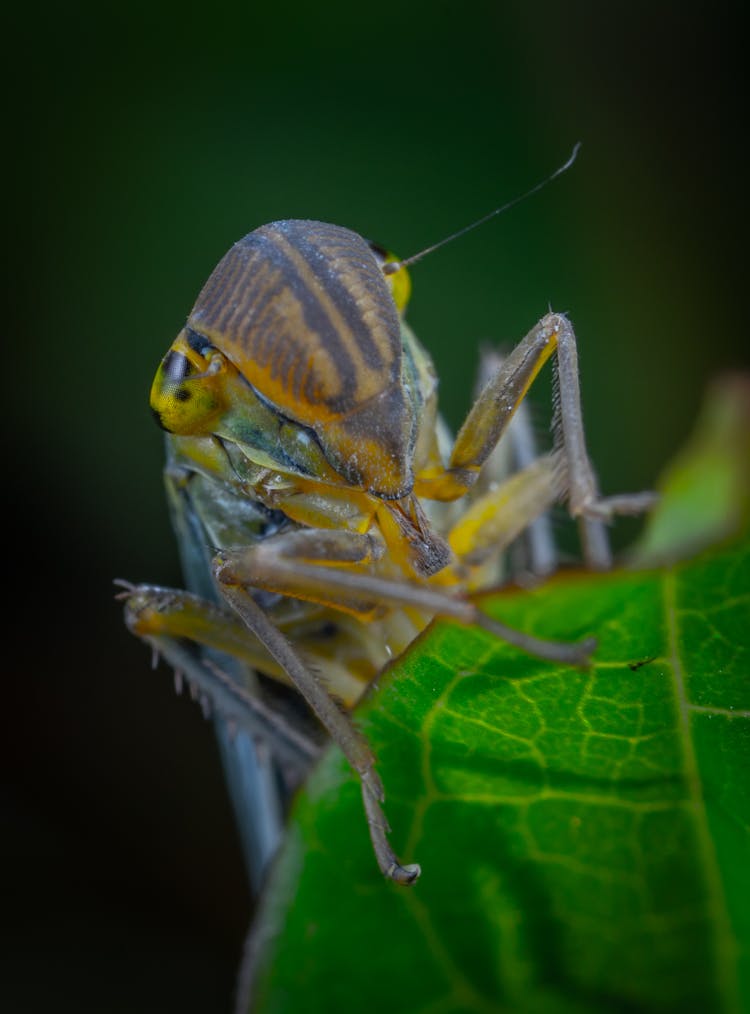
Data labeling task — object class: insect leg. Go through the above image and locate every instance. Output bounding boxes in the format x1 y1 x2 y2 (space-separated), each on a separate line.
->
208 521 596 883
211 523 595 881
119 582 324 888
549 315 656 567
422 313 655 565
469 346 558 577
214 529 595 667
506 395 559 577
213 555 421 886
121 581 368 706
447 451 563 566
122 583 321 766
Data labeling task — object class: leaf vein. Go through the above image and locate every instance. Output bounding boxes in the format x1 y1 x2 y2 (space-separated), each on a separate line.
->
665 568 740 1012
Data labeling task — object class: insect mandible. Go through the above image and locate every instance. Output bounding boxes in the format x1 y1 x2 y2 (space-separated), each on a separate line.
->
120 147 654 886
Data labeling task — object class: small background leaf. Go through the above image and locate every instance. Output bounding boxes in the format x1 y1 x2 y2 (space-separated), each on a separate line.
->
248 383 750 1014
629 373 750 566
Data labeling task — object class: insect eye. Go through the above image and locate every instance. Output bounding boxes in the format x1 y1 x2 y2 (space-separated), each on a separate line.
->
150 332 228 435
368 240 412 315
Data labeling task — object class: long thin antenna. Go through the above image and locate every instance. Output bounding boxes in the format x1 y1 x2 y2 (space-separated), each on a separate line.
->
383 142 581 275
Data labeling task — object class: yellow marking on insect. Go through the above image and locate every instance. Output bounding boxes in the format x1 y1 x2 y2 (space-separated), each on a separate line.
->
150 331 231 435
448 456 560 562
271 478 377 533
384 257 411 314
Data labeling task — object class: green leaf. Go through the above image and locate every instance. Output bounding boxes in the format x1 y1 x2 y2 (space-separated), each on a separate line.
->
248 381 750 1014
249 535 749 1013
628 374 750 567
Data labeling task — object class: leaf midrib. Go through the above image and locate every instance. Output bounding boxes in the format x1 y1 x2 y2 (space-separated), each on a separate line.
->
663 566 740 1012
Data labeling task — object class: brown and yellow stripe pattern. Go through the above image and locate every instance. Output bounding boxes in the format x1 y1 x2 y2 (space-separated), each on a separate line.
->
187 220 417 498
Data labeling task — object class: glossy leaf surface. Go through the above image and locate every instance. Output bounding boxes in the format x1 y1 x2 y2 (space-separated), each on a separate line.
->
249 531 749 1013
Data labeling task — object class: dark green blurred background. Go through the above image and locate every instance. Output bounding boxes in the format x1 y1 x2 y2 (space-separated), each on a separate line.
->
4 3 746 1011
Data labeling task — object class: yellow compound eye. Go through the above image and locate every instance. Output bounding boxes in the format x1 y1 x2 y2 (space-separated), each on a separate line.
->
150 329 229 435
385 258 411 315
368 241 411 315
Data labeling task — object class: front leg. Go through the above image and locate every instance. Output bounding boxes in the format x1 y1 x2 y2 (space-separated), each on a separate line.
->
211 522 598 883
213 550 421 886
213 527 595 665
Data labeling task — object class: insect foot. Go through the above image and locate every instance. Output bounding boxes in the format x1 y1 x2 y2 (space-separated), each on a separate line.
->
582 491 660 520
361 782 422 885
